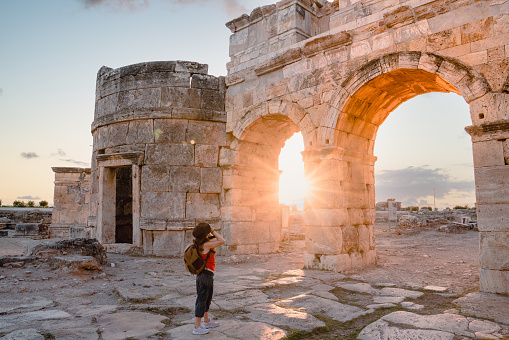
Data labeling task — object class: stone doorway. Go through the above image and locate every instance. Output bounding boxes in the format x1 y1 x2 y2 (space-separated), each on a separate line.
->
115 167 133 244
95 152 143 248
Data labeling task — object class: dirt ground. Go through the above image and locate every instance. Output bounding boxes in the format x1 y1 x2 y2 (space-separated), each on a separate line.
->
360 222 480 294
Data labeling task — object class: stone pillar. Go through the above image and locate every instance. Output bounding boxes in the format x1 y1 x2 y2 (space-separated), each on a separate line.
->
466 93 509 294
301 146 376 271
221 139 282 254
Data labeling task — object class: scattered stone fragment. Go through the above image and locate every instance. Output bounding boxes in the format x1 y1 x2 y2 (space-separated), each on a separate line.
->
0 328 44 340
95 311 166 340
401 301 424 310
366 303 396 309
382 311 471 336
453 292 509 325
468 319 501 334
167 320 287 340
424 285 449 292
338 282 379 294
373 296 406 304
278 294 372 322
245 303 325 331
358 319 455 340
215 289 270 310
380 287 424 299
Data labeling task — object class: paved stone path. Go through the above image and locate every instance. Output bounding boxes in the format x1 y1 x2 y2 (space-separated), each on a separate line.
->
0 239 508 339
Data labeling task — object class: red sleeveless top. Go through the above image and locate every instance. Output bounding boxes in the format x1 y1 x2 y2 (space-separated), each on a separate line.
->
200 251 215 271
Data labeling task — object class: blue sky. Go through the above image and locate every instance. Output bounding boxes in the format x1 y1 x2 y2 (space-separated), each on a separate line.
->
0 0 475 208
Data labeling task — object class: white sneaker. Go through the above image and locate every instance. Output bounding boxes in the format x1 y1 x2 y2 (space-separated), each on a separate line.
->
193 325 210 335
203 319 219 328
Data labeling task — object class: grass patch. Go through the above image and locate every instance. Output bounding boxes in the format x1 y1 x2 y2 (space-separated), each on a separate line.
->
42 333 55 340
144 306 191 318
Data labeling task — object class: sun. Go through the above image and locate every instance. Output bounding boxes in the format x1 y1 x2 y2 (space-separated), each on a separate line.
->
278 132 309 209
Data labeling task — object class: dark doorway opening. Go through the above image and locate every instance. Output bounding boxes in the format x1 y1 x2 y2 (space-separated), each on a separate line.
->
115 167 133 243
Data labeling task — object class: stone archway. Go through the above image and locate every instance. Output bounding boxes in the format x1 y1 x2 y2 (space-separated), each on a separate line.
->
225 0 509 294
302 51 489 274
221 101 308 254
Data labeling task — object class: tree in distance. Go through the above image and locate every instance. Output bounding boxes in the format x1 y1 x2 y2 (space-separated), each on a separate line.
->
13 200 25 207
39 200 48 207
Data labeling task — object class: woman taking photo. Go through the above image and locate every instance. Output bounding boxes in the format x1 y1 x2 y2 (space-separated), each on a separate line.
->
191 223 225 335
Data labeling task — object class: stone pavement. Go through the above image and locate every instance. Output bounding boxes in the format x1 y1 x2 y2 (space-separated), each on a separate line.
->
0 239 508 340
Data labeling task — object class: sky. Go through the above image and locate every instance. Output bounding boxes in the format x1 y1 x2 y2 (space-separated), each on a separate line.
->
0 0 475 209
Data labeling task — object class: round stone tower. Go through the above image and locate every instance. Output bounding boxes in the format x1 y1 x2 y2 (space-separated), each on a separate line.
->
89 61 226 255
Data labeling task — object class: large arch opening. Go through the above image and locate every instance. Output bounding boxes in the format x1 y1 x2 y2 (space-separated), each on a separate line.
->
304 52 489 272
223 113 300 254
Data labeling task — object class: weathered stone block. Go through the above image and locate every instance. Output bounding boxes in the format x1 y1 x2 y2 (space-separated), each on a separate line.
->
195 145 219 167
480 268 509 294
201 89 225 111
107 123 129 148
472 141 505 167
143 230 184 256
145 144 194 166
141 192 186 219
186 193 220 219
187 121 227 146
191 74 219 90
427 28 461 50
383 6 414 29
304 225 342 255
201 168 222 193
141 165 169 192
221 206 254 221
169 166 200 192
304 209 349 227
477 203 509 232
469 93 509 124
153 119 187 144
127 120 154 144
342 225 359 253
480 231 509 270
460 17 493 44
229 221 270 245
303 253 352 272
117 88 161 111
161 87 201 110
175 61 208 74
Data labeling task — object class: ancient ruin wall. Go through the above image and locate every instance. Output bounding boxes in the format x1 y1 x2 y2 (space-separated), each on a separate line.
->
224 0 509 293
50 167 91 238
89 61 226 256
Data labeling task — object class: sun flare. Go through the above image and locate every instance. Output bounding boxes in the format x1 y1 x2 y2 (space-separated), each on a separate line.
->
278 133 309 209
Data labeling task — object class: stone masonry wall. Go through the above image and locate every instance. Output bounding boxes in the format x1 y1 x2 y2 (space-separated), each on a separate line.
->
224 0 509 293
90 61 226 256
50 167 91 239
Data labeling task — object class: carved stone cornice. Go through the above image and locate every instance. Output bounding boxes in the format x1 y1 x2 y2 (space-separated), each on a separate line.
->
254 31 351 76
96 152 144 167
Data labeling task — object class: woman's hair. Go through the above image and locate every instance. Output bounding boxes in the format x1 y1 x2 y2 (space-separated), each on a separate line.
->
193 223 211 251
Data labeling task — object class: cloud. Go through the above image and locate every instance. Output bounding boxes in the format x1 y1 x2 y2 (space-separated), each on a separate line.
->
79 0 149 10
51 149 67 157
59 159 91 167
21 152 39 159
17 195 40 200
77 0 248 17
0 88 3 96
375 166 474 206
